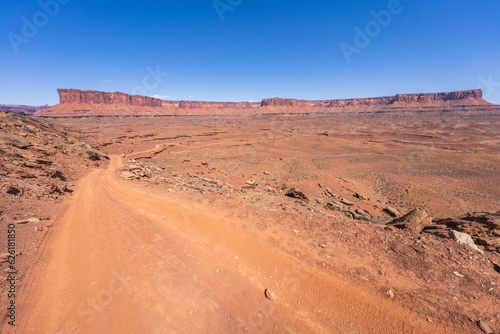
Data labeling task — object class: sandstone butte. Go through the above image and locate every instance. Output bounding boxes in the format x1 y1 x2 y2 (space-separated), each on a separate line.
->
37 88 498 116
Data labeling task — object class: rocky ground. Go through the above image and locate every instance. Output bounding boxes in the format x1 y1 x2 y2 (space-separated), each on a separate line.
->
116 159 500 256
0 110 108 318
1 111 499 333
111 158 500 333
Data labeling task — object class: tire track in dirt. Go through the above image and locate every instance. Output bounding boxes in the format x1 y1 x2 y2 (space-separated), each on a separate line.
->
2 156 459 333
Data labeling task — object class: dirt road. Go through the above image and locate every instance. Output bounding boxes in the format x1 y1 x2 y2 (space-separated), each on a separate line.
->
4 156 456 333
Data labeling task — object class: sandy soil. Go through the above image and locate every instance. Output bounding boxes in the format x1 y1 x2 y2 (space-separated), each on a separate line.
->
1 156 478 334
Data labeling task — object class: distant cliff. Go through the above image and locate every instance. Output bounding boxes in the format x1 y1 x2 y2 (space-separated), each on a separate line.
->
0 104 50 114
391 89 482 103
38 88 495 116
261 89 485 108
57 89 162 108
177 101 258 109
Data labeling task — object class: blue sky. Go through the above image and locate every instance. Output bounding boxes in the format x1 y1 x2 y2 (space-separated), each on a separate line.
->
1 0 499 105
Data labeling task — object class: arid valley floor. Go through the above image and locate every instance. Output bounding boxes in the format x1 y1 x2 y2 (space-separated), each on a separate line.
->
1 110 499 333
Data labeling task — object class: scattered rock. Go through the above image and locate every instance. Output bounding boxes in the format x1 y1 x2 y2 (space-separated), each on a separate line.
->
45 183 65 195
245 180 256 186
386 289 395 298
264 289 277 300
1 184 22 196
453 271 464 278
477 320 493 334
424 229 450 239
35 158 52 165
285 188 309 201
325 188 338 198
371 217 392 225
340 198 354 206
128 165 142 171
23 161 40 168
388 209 432 234
475 237 500 247
355 209 371 218
449 230 484 254
201 178 218 185
352 212 369 222
319 242 327 248
354 192 368 200
78 146 108 161
326 201 343 211
263 171 271 175
120 171 140 180
385 206 400 217
423 224 448 230
1 137 32 149
18 171 35 178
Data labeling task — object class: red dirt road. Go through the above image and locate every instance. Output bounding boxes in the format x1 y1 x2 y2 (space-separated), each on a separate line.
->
4 156 458 333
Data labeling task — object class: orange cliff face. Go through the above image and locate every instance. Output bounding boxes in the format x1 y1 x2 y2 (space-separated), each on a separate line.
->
37 88 495 116
57 88 162 107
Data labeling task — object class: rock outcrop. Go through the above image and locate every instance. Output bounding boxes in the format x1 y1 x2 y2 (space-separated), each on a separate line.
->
391 89 482 103
0 110 108 201
57 89 162 107
261 90 487 109
388 208 432 233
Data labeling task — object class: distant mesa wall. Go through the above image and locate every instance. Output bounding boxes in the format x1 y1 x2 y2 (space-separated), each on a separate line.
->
261 89 485 108
39 88 494 116
261 98 311 107
58 89 162 108
392 89 482 103
178 101 258 109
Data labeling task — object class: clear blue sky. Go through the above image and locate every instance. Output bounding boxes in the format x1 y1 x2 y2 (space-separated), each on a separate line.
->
1 0 499 105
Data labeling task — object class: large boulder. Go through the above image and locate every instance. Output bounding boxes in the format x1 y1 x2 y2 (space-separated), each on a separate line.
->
285 188 309 201
388 209 432 233
449 230 483 253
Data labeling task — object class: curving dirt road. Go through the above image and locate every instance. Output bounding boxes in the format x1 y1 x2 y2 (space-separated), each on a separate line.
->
4 156 456 333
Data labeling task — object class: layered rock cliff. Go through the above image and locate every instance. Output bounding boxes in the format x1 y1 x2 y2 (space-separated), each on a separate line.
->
261 90 485 109
391 89 482 103
57 89 162 108
177 101 258 109
38 88 495 116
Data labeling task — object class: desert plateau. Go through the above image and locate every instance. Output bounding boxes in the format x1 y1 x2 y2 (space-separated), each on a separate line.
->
2 1 500 333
